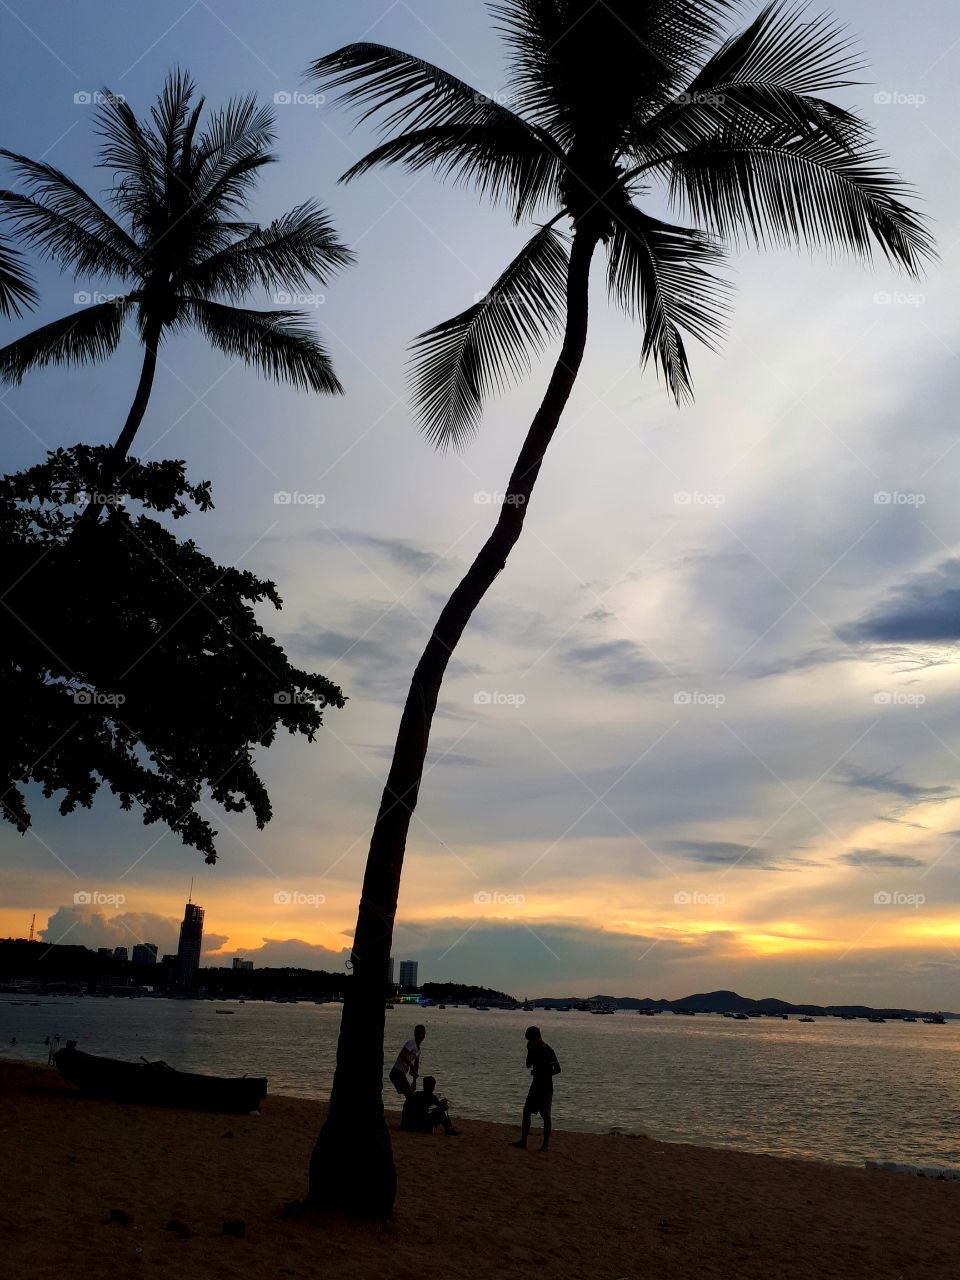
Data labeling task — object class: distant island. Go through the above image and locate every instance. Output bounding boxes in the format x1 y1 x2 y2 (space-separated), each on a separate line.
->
0 942 952 1019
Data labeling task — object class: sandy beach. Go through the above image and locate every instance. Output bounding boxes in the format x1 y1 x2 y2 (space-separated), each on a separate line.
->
1 1061 958 1279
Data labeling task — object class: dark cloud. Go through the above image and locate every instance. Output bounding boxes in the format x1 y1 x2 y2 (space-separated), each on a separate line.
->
315 529 446 577
836 766 954 803
846 558 960 644
661 840 810 871
560 638 664 687
876 816 929 830
836 848 926 869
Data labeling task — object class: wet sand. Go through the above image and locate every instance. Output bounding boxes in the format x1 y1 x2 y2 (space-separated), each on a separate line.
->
1 1059 957 1279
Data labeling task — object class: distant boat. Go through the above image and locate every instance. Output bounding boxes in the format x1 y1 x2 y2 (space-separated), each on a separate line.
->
903 1016 917 1023
215 1010 235 1015
385 1003 395 1010
868 1016 886 1024
798 1016 815 1023
438 1004 446 1010
521 1004 534 1012
473 1003 490 1010
733 1012 750 1021
922 1013 947 1024
54 1047 266 1113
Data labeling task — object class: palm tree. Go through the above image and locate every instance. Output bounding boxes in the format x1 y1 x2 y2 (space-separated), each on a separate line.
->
0 235 36 317
307 0 932 1217
0 71 353 501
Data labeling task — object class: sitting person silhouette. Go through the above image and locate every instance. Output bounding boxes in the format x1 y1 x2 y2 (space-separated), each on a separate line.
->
400 1075 461 1136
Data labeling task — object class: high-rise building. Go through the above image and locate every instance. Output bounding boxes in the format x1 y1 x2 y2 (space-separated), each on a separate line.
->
176 900 204 989
398 960 418 988
113 946 128 962
387 956 395 985
97 947 113 958
232 957 253 970
132 943 158 965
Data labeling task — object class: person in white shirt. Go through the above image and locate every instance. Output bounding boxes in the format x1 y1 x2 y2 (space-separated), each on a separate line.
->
388 1023 425 1099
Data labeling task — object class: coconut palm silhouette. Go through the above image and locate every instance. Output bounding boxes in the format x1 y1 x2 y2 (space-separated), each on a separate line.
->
304 0 934 1217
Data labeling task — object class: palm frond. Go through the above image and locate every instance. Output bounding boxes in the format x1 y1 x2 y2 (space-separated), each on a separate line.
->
95 92 164 231
309 42 536 139
606 201 730 403
179 298 342 394
0 149 141 277
0 235 37 318
341 120 563 220
187 201 354 300
0 298 133 384
664 120 935 273
492 0 741 147
409 223 569 448
632 3 869 160
190 96 277 212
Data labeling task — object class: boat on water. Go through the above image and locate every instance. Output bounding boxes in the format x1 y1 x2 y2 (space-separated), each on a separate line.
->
54 1046 267 1113
798 1016 815 1023
733 1012 750 1021
473 1003 490 1010
903 1016 917 1023
385 1003 395 1010
215 1010 235 1015
922 1013 947 1024
438 1004 446 1010
868 1016 886 1024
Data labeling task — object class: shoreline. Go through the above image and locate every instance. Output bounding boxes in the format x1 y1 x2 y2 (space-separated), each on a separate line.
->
2 1059 958 1278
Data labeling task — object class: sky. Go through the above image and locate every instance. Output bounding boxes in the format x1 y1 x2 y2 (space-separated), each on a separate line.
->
2 0 960 1005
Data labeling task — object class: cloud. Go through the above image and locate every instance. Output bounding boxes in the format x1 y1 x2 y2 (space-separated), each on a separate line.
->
836 766 954 803
846 558 960 644
39 907 182 954
560 638 664 687
207 937 349 969
836 848 926 869
314 529 445 577
661 840 810 871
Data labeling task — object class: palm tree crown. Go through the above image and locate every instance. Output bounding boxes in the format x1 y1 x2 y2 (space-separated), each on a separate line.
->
311 0 933 448
0 235 36 318
0 70 353 432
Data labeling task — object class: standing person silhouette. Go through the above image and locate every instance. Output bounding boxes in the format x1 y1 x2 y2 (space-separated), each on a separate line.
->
510 1026 560 1152
389 1023 425 1099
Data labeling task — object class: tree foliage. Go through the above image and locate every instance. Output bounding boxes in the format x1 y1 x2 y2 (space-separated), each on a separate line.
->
0 446 344 861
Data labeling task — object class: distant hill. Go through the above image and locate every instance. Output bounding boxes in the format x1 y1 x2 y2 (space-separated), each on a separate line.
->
532 989 956 1019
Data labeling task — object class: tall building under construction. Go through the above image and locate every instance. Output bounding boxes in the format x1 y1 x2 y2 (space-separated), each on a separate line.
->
176 900 204 989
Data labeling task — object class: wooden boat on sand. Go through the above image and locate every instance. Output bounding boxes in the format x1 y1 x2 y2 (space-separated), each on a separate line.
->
54 1046 266 1113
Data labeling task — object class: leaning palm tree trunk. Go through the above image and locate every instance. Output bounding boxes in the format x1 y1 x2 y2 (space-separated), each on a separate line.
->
309 229 597 1216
